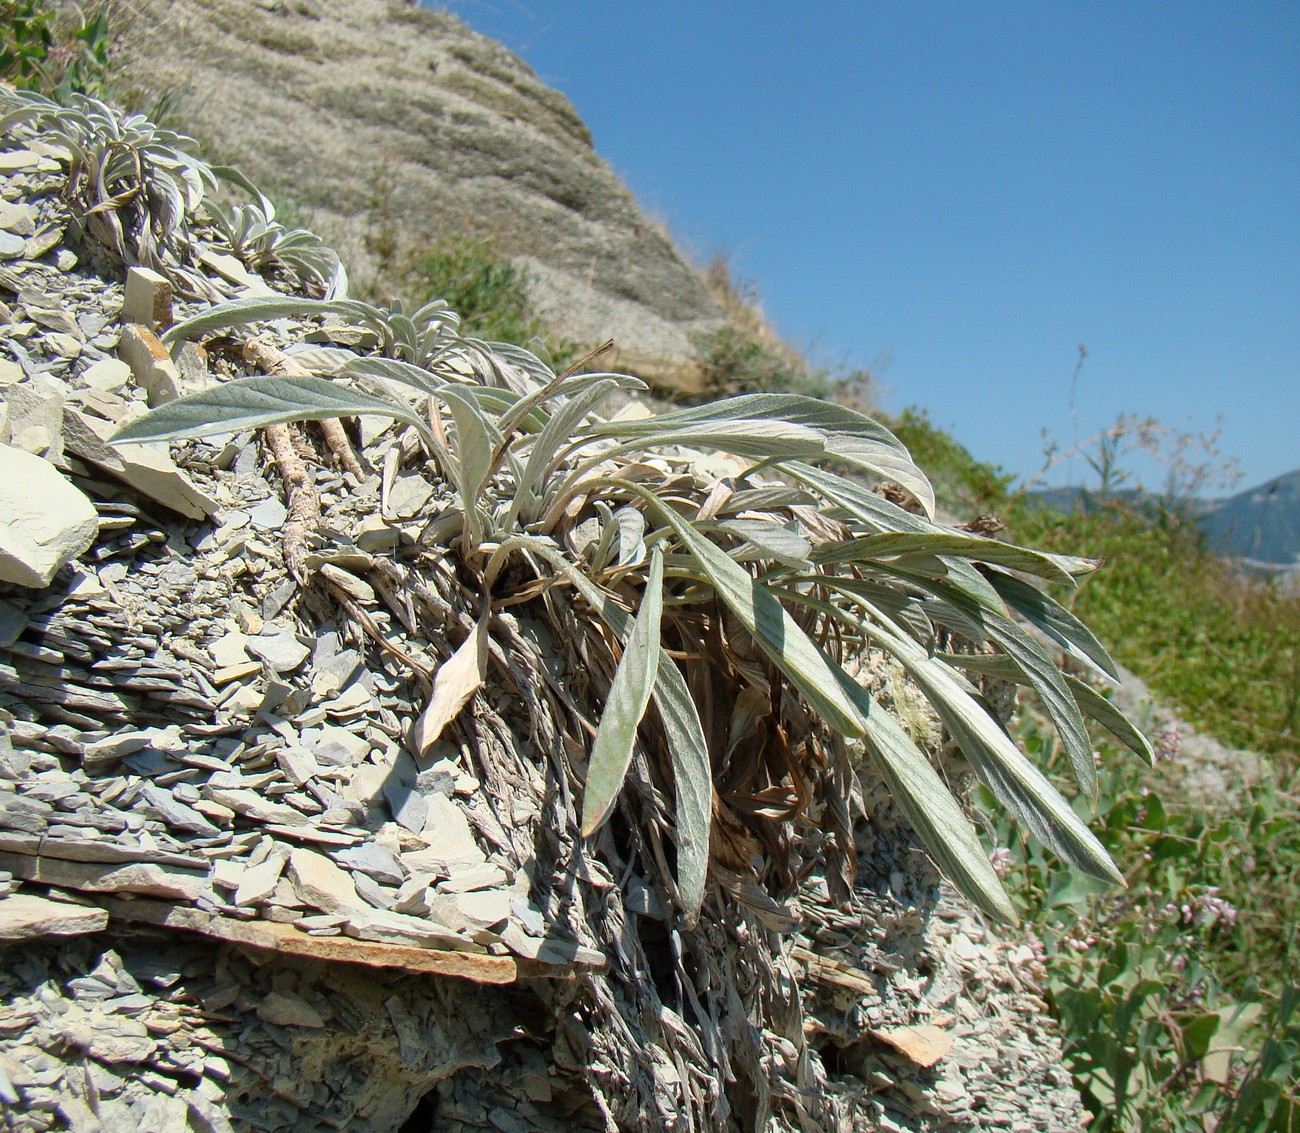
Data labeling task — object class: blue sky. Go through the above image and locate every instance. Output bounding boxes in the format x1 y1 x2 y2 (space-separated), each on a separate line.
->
438 2 1299 492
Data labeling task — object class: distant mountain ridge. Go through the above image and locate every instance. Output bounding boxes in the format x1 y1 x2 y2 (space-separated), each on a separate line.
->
1200 468 1300 569
1024 468 1300 572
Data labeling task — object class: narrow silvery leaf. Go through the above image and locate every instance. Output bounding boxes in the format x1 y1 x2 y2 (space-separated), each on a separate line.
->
1063 674 1155 764
596 394 935 515
529 378 619 478
581 547 664 836
721 486 817 514
627 486 867 739
861 617 1121 884
825 436 936 518
784 462 939 536
587 502 618 572
284 345 355 374
110 375 425 445
984 616 1099 801
516 535 711 924
597 420 830 462
463 386 548 431
433 385 500 549
511 378 622 524
718 519 812 568
889 565 1099 801
816 576 936 644
832 669 1018 924
213 163 276 219
948 651 1153 766
344 354 446 397
823 532 1082 587
160 295 377 346
497 372 642 439
653 658 712 925
984 566 1120 681
480 340 556 387
597 393 899 448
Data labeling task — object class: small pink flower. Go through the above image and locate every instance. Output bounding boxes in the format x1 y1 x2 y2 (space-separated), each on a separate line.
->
1154 724 1182 762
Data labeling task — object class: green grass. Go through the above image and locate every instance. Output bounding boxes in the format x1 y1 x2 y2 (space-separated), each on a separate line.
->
1006 500 1300 762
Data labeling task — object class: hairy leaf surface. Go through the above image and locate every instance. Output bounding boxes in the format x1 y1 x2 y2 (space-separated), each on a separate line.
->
581 547 664 836
111 374 425 444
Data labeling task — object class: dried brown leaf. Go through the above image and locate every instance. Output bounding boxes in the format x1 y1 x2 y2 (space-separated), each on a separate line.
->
411 606 489 758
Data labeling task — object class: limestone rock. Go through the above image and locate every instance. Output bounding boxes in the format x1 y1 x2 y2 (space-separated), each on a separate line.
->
61 407 221 520
116 0 725 381
0 444 99 587
116 323 189 406
1 376 64 460
121 267 174 331
288 847 360 914
0 894 108 940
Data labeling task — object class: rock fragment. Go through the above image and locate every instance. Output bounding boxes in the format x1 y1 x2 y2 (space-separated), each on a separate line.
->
234 851 287 907
116 323 184 405
121 267 174 331
246 628 310 673
61 407 221 519
0 443 98 587
287 847 360 914
0 893 109 939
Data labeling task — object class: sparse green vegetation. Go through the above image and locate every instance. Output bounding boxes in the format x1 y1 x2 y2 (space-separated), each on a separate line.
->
1007 501 1300 761
981 709 1300 1131
886 406 1014 516
698 322 832 399
0 1 115 98
698 252 851 401
408 233 550 345
894 417 1300 1130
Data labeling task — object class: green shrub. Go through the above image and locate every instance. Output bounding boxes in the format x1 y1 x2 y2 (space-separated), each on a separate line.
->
981 712 1300 1130
886 406 1014 516
698 323 848 401
0 1 114 98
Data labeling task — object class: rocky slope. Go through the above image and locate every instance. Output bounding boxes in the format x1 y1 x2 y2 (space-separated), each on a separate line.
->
113 0 724 388
0 101 1091 1129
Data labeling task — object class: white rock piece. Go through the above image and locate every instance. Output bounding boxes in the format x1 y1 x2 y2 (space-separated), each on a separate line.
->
61 407 220 520
313 725 370 767
116 323 184 405
80 358 131 392
0 894 108 940
198 249 276 296
235 852 287 907
0 443 98 587
1 376 64 460
122 267 174 330
247 628 310 673
288 847 360 914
